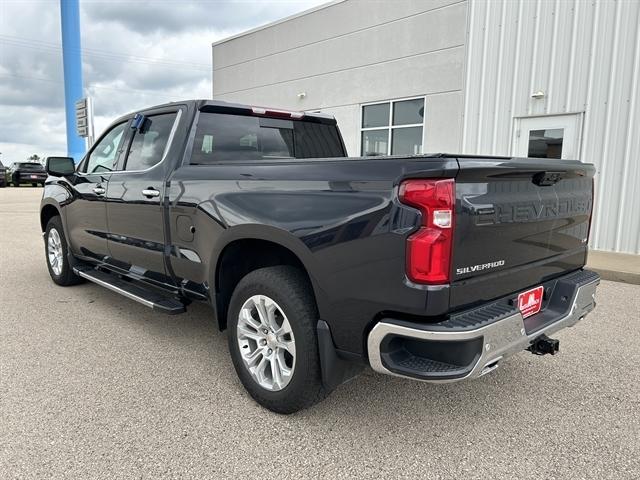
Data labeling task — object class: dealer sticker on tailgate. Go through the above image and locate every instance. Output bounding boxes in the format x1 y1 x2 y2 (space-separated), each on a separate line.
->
517 285 544 318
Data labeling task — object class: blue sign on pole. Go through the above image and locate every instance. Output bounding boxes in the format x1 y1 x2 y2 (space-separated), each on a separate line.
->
60 0 86 163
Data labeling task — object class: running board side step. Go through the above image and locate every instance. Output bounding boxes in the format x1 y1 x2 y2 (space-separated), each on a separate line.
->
73 267 186 315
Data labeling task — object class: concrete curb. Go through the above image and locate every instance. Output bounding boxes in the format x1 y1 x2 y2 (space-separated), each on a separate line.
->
587 250 640 285
588 267 640 285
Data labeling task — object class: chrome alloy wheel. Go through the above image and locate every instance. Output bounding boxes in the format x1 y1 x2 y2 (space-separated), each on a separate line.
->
47 227 64 276
236 295 296 391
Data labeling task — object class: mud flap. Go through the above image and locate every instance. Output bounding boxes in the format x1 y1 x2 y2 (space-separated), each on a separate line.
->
317 320 363 392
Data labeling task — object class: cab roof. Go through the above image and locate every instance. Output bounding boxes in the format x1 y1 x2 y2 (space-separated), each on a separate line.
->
129 99 337 126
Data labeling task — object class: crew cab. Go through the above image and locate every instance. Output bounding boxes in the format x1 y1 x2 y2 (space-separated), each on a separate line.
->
40 100 599 413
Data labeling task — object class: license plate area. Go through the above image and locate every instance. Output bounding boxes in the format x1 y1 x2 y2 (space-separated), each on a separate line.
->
518 285 544 318
30 175 37 179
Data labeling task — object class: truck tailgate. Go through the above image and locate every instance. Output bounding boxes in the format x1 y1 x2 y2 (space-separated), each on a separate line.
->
450 157 594 310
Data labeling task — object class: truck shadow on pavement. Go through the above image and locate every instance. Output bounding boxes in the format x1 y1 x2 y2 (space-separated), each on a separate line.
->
77 282 568 422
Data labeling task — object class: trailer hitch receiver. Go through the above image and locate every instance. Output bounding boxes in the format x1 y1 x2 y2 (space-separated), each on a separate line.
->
527 334 560 356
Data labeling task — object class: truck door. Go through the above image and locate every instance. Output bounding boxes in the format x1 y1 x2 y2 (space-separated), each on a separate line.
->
105 109 181 286
66 120 128 261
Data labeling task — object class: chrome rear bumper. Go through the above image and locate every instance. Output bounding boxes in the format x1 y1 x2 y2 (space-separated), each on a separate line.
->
367 270 600 382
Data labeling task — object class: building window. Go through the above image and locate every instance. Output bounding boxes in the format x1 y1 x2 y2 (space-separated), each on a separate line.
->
527 129 563 159
360 98 425 156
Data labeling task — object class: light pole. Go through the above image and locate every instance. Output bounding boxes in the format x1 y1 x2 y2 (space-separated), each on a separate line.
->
59 0 85 163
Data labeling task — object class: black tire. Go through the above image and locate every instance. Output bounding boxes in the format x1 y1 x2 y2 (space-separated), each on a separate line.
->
12 174 19 187
227 266 326 414
44 216 83 286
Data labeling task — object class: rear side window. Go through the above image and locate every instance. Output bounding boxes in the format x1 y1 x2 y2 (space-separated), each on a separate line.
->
294 121 345 158
190 113 343 164
124 113 177 171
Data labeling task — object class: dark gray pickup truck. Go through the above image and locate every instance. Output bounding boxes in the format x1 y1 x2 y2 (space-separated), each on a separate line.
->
40 99 599 413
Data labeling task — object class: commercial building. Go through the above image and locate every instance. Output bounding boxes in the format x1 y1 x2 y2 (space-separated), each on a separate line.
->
212 0 640 255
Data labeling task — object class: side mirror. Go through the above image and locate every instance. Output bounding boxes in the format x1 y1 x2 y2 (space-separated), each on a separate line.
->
46 156 76 176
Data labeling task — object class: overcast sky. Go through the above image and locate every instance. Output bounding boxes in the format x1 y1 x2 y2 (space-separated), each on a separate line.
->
0 0 327 162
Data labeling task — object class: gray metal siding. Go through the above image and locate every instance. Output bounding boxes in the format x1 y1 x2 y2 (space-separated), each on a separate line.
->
212 0 468 156
463 0 640 254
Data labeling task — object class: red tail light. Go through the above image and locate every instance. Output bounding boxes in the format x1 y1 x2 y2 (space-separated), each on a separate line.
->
399 178 455 284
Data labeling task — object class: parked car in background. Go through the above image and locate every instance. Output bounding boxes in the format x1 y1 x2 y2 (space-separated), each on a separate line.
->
7 162 47 187
0 160 6 187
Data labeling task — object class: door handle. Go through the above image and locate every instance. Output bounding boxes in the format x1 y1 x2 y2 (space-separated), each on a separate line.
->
142 188 160 198
93 186 106 195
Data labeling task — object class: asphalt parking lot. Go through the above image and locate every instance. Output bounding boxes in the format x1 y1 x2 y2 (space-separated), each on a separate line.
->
1 187 638 479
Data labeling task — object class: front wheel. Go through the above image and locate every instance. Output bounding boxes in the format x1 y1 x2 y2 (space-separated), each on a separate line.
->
45 216 82 286
227 266 326 414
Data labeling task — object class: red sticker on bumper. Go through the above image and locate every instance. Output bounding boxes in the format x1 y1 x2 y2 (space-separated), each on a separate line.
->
518 285 544 318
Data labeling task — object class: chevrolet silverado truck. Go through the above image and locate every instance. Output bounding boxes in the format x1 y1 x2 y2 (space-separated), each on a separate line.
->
40 100 599 413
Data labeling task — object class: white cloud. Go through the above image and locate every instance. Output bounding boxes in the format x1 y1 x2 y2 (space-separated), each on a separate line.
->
0 0 328 162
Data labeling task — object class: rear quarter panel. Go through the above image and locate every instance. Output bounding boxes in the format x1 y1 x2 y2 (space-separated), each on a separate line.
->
167 157 458 354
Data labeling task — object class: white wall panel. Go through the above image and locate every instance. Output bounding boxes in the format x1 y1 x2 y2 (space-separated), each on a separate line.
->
213 3 466 95
463 0 640 254
215 47 464 109
424 90 463 153
212 0 463 69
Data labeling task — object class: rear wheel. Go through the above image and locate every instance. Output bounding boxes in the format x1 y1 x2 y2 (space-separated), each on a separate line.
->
227 266 326 414
45 216 82 286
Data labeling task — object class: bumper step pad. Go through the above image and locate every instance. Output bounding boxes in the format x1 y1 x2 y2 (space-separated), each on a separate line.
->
396 356 465 373
368 269 600 382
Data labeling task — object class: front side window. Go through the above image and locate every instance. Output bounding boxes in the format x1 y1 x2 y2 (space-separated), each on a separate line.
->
85 122 127 174
190 113 344 164
360 98 425 156
124 113 177 171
